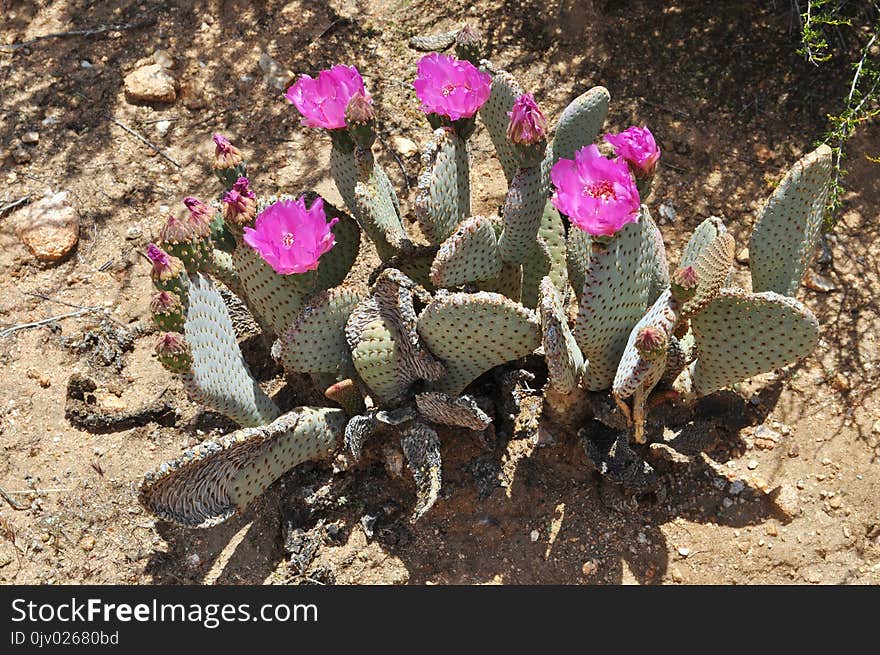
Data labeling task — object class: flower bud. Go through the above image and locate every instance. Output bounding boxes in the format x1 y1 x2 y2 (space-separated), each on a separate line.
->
634 325 668 361
671 265 698 303
155 332 192 373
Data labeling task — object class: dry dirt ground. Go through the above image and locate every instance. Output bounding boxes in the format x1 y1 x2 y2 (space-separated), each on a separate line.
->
1 0 878 585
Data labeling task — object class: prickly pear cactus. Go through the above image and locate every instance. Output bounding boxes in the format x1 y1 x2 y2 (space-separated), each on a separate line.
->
749 144 833 296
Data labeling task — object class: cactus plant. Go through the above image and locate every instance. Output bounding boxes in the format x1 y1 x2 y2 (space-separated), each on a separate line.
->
137 27 830 529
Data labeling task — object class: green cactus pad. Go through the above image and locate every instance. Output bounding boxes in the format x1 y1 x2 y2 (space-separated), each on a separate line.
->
479 69 524 183
231 243 314 337
539 277 585 394
566 225 592 298
680 216 727 269
347 271 446 404
520 235 552 308
408 30 459 52
498 166 547 264
182 274 280 427
355 171 409 261
749 144 833 296
613 289 677 400
644 210 670 303
210 248 245 298
574 212 655 391
315 201 362 291
273 287 366 375
537 201 569 293
139 407 345 527
401 421 443 521
689 289 820 396
417 291 541 394
545 86 610 168
480 261 523 302
681 231 735 317
415 391 492 430
415 128 471 244
430 215 501 287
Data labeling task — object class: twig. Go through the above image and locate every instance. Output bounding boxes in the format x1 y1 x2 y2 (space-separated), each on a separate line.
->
641 99 690 119
2 488 72 495
0 486 29 511
0 16 158 51
0 195 31 217
0 308 102 338
107 116 182 168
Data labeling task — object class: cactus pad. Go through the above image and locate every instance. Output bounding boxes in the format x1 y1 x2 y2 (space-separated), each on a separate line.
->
415 392 492 430
749 144 832 296
182 274 280 427
315 201 362 291
539 277 585 394
689 289 820 396
680 216 727 269
545 86 610 168
416 128 471 244
479 69 524 183
566 226 592 298
345 412 378 461
574 213 655 390
613 289 677 400
418 291 541 394
498 166 546 264
681 231 735 317
273 286 366 375
139 407 345 527
430 215 501 287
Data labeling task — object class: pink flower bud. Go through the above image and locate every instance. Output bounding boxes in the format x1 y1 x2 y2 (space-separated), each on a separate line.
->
604 126 661 177
506 93 547 145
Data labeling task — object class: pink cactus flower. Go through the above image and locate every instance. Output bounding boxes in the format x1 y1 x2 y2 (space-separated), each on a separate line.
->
285 65 369 130
212 134 243 168
604 126 661 177
506 93 547 145
243 196 339 275
413 53 491 121
147 243 170 268
550 144 641 237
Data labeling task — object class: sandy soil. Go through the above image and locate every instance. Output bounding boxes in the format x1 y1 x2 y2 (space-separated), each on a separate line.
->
0 0 878 585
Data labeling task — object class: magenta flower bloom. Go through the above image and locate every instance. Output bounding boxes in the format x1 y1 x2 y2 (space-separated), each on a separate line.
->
285 65 369 130
413 53 491 121
243 196 339 275
604 126 661 177
550 145 641 237
506 93 547 145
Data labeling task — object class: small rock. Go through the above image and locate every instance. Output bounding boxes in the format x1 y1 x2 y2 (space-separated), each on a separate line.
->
671 568 684 583
360 513 378 539
12 147 31 164
729 479 745 495
771 484 800 520
828 495 842 509
80 60 93 68
804 270 836 293
153 49 175 69
11 190 79 262
747 460 759 470
80 535 96 552
21 131 39 145
154 120 171 137
831 373 851 393
736 247 750 264
124 63 177 104
185 552 201 568
391 136 419 157
677 547 690 558
753 425 780 450
788 443 800 458
581 560 598 576
530 529 540 542
0 554 13 568
126 226 143 240
658 202 676 224
180 79 208 110
872 419 880 435
31 540 44 552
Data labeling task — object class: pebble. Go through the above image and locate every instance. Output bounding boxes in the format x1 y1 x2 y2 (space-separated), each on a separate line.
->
154 120 172 136
124 63 177 104
677 547 690 558
804 270 836 293
658 202 676 223
729 479 745 495
10 190 79 262
80 60 93 68
736 247 750 264
21 131 39 144
747 460 759 470
581 560 598 576
772 484 800 520
828 495 842 509
530 530 540 542
12 147 31 164
872 419 880 435
831 373 851 393
754 425 780 450
126 226 143 240
153 49 175 69
80 535 96 552
391 136 419 157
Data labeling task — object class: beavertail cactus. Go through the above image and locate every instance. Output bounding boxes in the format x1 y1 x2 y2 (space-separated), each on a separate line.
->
136 25 830 529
